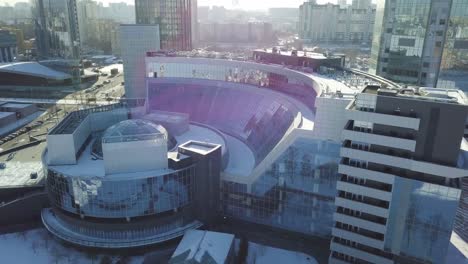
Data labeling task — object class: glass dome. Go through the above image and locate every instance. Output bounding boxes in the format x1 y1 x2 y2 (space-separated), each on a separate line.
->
91 119 177 159
103 119 167 138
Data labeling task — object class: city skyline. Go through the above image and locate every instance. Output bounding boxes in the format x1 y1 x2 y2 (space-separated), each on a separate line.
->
0 0 347 9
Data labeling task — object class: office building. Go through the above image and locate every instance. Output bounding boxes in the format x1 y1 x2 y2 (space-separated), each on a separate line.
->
135 0 192 50
0 30 17 62
370 0 468 90
329 86 467 264
32 0 80 60
120 25 160 99
40 50 468 264
299 1 375 44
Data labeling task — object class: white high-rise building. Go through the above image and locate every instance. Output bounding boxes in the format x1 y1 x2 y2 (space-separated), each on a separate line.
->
120 24 160 99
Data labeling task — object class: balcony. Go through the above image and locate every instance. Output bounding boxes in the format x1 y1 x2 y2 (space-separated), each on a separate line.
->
338 164 395 185
345 107 420 130
332 227 385 250
330 241 394 264
335 197 389 218
337 181 392 202
340 174 393 192
342 123 416 152
340 147 468 179
333 212 387 234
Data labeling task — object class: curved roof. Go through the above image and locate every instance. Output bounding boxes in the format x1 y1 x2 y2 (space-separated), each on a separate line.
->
103 119 167 138
0 62 72 80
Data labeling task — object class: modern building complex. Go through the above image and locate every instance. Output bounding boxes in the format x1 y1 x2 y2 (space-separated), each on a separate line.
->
135 0 192 50
299 0 375 44
0 29 17 63
40 51 468 264
370 0 468 90
31 0 81 60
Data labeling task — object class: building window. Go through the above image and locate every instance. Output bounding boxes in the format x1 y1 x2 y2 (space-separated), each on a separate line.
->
436 41 442 47
440 19 446 25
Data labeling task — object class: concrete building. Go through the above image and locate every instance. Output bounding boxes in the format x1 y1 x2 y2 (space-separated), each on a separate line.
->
135 0 192 50
32 0 81 60
299 1 375 45
120 24 160 99
370 0 468 90
0 30 17 62
329 86 468 264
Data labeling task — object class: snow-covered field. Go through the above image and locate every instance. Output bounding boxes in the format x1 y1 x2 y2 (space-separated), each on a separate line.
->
0 228 319 264
247 242 318 264
0 229 143 264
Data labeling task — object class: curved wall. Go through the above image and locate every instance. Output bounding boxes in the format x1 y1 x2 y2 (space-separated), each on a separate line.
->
145 57 320 110
148 78 301 164
46 166 195 219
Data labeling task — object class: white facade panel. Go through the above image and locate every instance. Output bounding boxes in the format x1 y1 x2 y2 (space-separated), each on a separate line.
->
314 97 353 142
338 164 395 185
332 227 385 250
330 242 394 264
333 213 387 234
341 129 416 152
345 109 420 130
103 138 168 175
47 134 77 165
334 197 389 218
340 147 468 178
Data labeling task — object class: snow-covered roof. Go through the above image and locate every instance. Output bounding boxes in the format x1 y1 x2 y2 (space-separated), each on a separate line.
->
171 230 235 264
0 62 72 80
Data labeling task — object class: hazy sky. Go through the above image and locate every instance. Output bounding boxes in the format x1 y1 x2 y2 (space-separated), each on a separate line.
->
0 0 341 9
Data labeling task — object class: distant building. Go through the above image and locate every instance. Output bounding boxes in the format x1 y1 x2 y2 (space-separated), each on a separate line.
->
170 230 235 264
120 24 160 99
0 62 74 98
135 0 192 50
32 0 80 60
299 1 375 45
370 0 468 90
0 30 17 62
253 49 345 70
199 22 274 44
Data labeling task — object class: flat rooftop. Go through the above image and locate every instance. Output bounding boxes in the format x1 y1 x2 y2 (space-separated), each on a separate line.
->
255 48 339 60
0 112 15 119
171 230 235 264
0 103 33 109
47 124 227 179
363 86 468 105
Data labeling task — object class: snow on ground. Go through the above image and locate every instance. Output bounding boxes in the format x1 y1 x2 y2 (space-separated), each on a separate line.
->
100 64 123 75
0 228 143 264
447 232 468 264
246 242 318 264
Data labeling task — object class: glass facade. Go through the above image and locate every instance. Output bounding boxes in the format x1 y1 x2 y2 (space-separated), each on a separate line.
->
32 0 80 59
147 78 300 164
146 62 317 110
371 0 468 89
47 166 195 218
222 138 341 237
385 178 461 263
135 0 192 50
438 0 468 90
